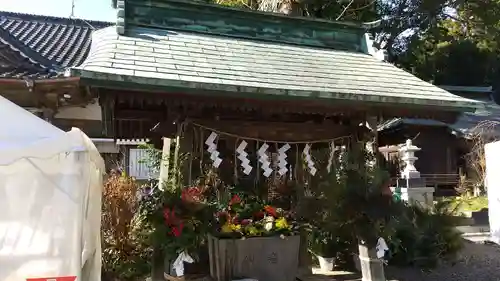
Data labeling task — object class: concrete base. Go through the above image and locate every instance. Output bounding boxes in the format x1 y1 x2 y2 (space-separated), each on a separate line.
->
401 187 435 209
356 244 386 281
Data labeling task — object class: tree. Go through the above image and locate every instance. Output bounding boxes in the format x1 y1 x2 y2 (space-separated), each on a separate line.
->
393 1 500 86
373 0 464 56
395 21 497 85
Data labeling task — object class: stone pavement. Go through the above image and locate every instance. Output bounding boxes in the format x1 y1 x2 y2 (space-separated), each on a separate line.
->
301 236 500 281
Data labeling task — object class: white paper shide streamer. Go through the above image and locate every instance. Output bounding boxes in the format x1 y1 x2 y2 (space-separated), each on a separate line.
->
170 251 194 277
303 144 316 176
277 143 291 175
376 237 389 260
236 140 253 175
205 132 222 168
258 143 273 177
327 141 336 173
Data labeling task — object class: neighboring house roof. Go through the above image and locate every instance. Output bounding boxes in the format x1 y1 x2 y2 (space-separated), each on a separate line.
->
439 85 493 94
68 0 479 111
378 86 500 138
0 11 112 79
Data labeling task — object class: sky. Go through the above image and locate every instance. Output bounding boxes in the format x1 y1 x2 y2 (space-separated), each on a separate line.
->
1 0 116 22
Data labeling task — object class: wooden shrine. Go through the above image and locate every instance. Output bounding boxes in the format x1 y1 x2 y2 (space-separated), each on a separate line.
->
66 0 479 280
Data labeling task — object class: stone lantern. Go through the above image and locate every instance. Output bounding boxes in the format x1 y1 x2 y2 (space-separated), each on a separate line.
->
397 139 434 209
399 139 421 179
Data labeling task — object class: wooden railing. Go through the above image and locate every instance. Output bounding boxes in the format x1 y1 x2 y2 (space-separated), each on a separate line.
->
421 174 460 187
391 174 460 187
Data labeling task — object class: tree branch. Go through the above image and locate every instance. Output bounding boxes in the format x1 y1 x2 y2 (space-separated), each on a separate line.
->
336 0 355 20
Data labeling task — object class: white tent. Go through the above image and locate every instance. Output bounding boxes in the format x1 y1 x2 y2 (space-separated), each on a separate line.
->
0 95 105 281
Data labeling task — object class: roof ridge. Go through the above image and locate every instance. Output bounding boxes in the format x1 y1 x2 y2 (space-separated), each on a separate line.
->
0 11 113 28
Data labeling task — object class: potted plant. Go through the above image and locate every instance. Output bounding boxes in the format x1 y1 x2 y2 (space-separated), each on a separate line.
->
207 192 301 281
331 143 395 280
310 231 341 271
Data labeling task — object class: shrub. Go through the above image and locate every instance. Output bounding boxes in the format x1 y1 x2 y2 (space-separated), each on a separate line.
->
101 170 151 281
386 201 464 269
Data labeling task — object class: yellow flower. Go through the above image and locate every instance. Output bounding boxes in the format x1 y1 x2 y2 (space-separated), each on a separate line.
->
221 223 233 233
222 223 242 233
247 226 260 236
275 217 290 230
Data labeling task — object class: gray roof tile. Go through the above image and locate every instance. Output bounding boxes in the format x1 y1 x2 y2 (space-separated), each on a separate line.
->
0 11 112 79
72 26 480 109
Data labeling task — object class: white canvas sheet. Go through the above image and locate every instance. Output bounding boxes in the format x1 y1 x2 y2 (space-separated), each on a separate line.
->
0 94 105 281
485 141 500 244
0 96 65 151
0 129 104 281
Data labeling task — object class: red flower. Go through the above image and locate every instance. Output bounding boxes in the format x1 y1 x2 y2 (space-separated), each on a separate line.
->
163 208 177 225
171 222 184 237
229 194 241 205
253 211 265 220
264 205 277 217
216 211 229 218
241 219 251 226
181 186 204 202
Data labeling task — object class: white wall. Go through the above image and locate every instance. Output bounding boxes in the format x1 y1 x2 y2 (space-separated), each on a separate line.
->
485 141 500 243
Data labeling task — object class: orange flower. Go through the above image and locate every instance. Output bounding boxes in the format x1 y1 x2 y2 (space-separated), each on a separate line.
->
264 205 277 217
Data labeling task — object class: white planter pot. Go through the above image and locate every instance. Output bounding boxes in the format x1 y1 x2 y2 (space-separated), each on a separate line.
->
317 256 335 271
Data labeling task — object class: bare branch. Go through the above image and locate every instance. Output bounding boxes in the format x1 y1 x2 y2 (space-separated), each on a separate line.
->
336 0 355 20
463 120 500 195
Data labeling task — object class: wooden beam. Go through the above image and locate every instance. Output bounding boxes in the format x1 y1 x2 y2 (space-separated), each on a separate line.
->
102 88 464 122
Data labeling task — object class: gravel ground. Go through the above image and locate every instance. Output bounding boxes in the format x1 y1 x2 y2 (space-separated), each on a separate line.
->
386 240 500 281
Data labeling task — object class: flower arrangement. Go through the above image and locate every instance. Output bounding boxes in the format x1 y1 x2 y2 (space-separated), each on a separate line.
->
181 186 207 211
137 181 209 261
212 193 298 239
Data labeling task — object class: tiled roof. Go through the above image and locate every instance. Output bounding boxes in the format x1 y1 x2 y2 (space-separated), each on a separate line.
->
70 27 480 110
378 100 500 138
0 11 112 79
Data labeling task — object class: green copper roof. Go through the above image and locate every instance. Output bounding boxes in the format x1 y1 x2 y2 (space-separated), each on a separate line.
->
115 0 369 51
68 26 480 111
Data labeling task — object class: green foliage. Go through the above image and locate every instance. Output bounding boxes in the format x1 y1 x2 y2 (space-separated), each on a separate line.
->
441 195 489 214
305 143 463 271
135 143 211 261
305 144 394 252
305 147 356 259
386 201 464 269
340 144 394 247
394 0 500 86
137 181 209 260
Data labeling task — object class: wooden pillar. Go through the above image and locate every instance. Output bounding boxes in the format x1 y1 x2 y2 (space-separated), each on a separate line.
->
158 137 172 190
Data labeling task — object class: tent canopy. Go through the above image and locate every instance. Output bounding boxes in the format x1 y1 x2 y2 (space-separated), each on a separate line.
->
0 95 64 150
0 95 104 281
0 95 103 167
